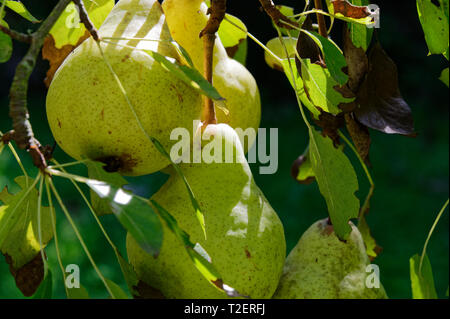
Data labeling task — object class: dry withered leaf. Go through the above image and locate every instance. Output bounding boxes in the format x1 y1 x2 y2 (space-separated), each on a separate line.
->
354 42 415 136
343 26 369 92
42 31 90 88
313 110 345 146
331 0 371 19
295 16 325 73
345 113 371 164
5 253 44 297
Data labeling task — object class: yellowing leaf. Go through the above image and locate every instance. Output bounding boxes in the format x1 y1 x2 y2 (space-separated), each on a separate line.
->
49 0 114 48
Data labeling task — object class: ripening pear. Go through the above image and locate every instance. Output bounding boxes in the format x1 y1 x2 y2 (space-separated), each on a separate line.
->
46 0 203 176
273 218 388 299
162 0 261 149
127 124 286 299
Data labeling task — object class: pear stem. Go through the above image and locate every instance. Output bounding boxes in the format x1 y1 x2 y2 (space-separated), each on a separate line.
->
200 0 227 126
313 0 328 37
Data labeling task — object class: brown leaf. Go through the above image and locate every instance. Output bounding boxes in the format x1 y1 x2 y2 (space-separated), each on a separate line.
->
343 26 369 92
5 253 44 297
42 31 90 88
345 113 371 164
313 111 345 146
295 16 325 73
354 42 415 136
331 0 371 19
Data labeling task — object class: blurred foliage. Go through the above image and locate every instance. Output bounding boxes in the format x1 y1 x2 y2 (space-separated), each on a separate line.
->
0 0 448 299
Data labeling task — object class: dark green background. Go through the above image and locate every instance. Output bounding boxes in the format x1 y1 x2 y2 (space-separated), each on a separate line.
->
0 0 448 299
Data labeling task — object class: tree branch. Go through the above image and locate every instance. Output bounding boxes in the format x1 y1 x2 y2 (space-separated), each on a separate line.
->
200 0 227 125
8 0 72 171
314 0 328 37
258 0 299 29
0 25 31 43
73 0 101 41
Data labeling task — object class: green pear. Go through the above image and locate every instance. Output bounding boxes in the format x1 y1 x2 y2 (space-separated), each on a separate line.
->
46 0 203 176
162 0 261 149
273 218 388 299
127 124 286 299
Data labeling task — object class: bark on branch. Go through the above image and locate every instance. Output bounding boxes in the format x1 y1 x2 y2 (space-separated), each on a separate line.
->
258 0 299 29
0 25 31 43
6 0 100 171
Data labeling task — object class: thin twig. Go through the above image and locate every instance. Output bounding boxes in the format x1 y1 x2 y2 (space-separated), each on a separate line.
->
259 0 299 29
0 25 31 43
314 0 328 37
200 0 227 125
73 0 101 41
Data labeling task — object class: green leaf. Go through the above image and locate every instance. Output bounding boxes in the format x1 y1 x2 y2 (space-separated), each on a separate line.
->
86 179 163 257
309 128 360 240
0 176 53 269
117 253 139 297
105 278 130 299
86 160 128 216
32 270 53 299
232 39 248 65
0 142 4 155
146 50 224 102
410 254 438 299
0 19 12 63
439 67 449 87
272 5 300 38
417 0 450 55
281 58 320 118
151 200 242 298
348 0 373 51
2 0 39 23
150 137 206 239
219 13 247 49
67 285 90 299
49 0 114 48
301 59 355 115
302 30 349 85
358 215 381 259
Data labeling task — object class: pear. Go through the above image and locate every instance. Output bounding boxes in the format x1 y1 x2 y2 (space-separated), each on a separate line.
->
46 0 203 176
162 0 261 149
127 124 286 299
273 218 388 299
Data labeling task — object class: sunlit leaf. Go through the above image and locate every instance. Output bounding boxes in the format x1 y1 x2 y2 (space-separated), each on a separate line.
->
358 215 382 260
0 19 12 63
86 179 163 257
219 13 247 48
410 254 438 299
0 176 53 270
309 128 360 240
49 0 114 48
417 0 449 55
85 160 128 216
291 146 316 185
347 0 373 51
281 58 320 118
146 50 224 102
32 269 52 299
301 59 355 115
301 30 349 85
151 200 243 298
2 0 39 23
